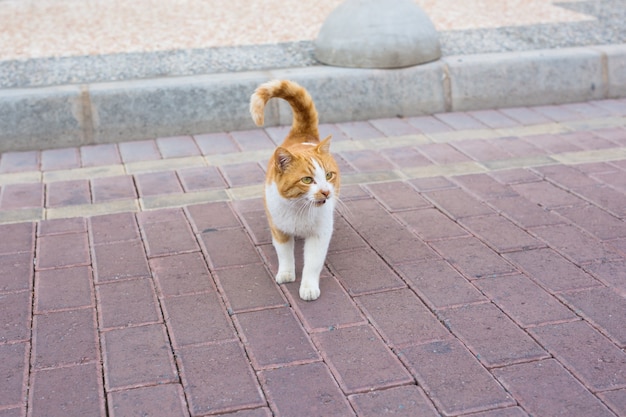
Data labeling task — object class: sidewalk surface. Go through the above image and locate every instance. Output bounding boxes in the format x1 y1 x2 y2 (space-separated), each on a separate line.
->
1 99 626 417
2 0 626 416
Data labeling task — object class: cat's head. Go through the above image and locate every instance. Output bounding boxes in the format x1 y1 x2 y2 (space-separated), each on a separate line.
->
269 136 340 206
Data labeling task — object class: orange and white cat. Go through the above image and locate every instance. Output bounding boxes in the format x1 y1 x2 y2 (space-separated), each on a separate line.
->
250 80 340 301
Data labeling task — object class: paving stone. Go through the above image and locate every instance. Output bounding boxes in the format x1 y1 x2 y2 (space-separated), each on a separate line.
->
530 223 622 264
504 248 600 292
406 115 454 133
138 209 199 257
29 363 105 417
488 195 565 228
489 168 542 185
280 272 365 332
431 236 517 279
0 291 30 343
92 240 151 282
200 228 262 269
425 187 494 219
463 407 530 417
108 384 188 417
522 134 583 154
232 205 271 245
162 292 236 347
35 265 93 312
380 146 433 169
555 204 626 240
32 308 98 369
150 252 214 296
365 181 431 212
532 105 581 122
356 289 450 348
319 123 351 142
219 162 265 187
214 264 285 313
435 111 487 130
340 149 395 172
574 183 626 217
235 307 319 369
452 138 513 161
419 143 473 164
186 201 241 232
559 287 626 347
491 136 546 158
583 260 626 295
453 173 519 200
530 320 626 391
459 214 543 252
177 342 265 416
395 259 486 309
156 135 201 158
369 117 422 136
96 279 161 329
118 140 162 163
348 385 439 417
475 274 576 327
38 217 86 236
0 223 35 254
0 342 27 407
193 132 240 154
177 166 227 191
41 147 80 171
134 171 183 196
409 176 456 191
395 208 468 241
313 325 413 394
467 109 520 128
400 339 515 415
91 175 137 202
326 247 405 295
512 180 584 209
0 408 25 417
0 182 43 209
260 362 355 417
0 150 39 173
89 212 140 245
336 121 383 140
102 324 177 390
0 252 33 292
36 232 90 270
560 131 618 150
494 359 614 417
328 215 368 253
230 129 275 151
533 164 599 189
599 389 626 417
46 179 91 207
80 143 121 167
439 303 548 367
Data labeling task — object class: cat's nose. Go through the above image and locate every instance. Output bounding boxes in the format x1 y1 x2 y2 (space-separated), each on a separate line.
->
320 189 330 198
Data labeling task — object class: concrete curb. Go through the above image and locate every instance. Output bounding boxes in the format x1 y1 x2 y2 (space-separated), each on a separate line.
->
1 44 625 152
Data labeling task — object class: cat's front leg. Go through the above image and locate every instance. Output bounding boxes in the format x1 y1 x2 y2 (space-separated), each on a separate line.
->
300 232 331 301
273 232 296 284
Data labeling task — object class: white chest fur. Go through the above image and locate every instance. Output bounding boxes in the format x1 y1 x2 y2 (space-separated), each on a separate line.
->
265 181 335 239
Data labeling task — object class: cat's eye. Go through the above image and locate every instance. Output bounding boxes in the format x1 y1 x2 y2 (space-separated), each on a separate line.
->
325 172 334 180
301 176 313 184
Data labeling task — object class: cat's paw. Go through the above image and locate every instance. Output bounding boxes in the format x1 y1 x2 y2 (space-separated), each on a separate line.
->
275 270 296 284
299 284 320 301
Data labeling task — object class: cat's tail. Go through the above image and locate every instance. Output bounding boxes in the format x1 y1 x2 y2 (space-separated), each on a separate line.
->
250 79 319 139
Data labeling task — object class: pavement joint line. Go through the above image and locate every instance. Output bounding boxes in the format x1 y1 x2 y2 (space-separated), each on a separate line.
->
1 116 624 187
1 142 625 225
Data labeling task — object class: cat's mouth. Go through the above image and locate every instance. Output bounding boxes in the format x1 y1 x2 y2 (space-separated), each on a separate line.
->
313 199 327 207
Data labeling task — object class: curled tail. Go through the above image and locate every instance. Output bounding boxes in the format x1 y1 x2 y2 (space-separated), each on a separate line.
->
250 79 319 139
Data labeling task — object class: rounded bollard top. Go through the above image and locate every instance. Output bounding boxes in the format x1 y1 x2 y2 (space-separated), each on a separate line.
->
314 0 441 69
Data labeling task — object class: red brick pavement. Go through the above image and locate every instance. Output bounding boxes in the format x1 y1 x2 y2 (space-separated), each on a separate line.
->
1 100 626 416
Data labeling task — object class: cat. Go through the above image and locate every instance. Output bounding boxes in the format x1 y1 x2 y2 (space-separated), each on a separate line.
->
250 79 340 301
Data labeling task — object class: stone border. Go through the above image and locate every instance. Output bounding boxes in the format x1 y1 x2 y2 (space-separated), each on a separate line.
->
1 45 625 152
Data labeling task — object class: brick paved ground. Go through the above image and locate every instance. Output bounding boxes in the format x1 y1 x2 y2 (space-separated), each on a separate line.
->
1 99 626 416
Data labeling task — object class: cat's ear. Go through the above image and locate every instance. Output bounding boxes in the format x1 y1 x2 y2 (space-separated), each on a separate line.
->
274 147 294 172
316 135 332 154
